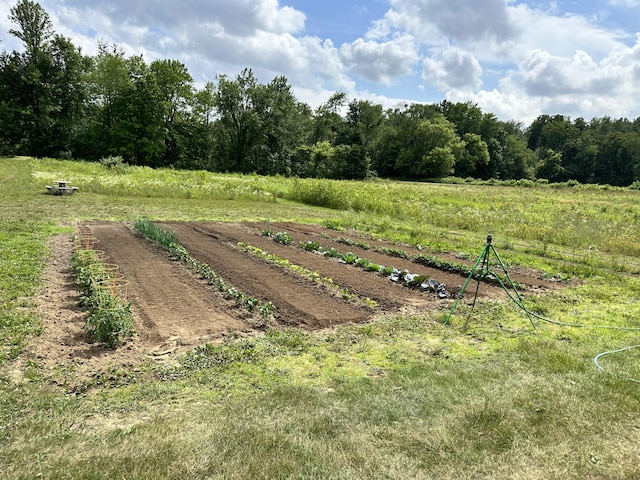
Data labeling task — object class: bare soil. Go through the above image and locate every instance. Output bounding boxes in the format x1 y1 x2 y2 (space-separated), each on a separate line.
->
22 221 559 384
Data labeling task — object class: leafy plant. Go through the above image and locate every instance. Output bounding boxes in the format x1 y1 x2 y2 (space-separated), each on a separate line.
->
239 243 376 308
99 155 128 172
272 231 293 245
134 218 177 249
340 252 360 265
85 293 134 348
321 247 342 258
299 240 321 252
71 239 134 347
375 246 409 259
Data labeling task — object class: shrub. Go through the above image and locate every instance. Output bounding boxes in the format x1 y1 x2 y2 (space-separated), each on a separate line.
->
99 155 128 172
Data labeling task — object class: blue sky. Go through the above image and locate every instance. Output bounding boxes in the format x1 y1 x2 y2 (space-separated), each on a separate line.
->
1 0 639 125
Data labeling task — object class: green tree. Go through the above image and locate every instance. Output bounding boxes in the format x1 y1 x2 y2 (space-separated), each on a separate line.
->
310 91 347 144
213 68 261 172
455 132 489 178
108 57 165 166
251 75 311 175
594 132 640 186
6 0 55 155
395 115 464 178
535 148 564 181
501 135 535 180
187 81 217 170
149 59 194 166
8 0 52 60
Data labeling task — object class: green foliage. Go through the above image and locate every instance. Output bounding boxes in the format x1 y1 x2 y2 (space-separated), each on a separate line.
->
375 246 409 259
70 244 134 347
271 231 293 245
84 293 134 348
299 240 321 252
99 155 127 172
239 242 375 307
133 217 177 248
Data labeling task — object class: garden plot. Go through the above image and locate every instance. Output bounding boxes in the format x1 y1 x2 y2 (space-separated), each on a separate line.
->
30 220 554 381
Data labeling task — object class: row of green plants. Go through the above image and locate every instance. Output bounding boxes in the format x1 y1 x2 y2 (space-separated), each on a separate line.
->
133 218 275 318
265 229 510 293
70 241 134 348
260 229 455 296
237 242 377 307
332 234 524 288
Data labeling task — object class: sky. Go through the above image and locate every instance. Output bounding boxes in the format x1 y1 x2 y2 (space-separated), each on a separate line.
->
1 0 639 125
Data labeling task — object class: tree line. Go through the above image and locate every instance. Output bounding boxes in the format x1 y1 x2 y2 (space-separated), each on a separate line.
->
2 0 640 185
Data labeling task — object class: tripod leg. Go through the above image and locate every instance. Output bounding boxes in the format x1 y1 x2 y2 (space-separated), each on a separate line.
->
445 243 490 324
471 247 491 308
489 245 536 328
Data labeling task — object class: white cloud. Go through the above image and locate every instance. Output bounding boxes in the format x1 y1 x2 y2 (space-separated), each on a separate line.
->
422 48 482 90
450 34 640 123
339 36 418 84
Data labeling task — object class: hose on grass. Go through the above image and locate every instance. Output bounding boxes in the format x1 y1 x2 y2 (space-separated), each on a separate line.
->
515 287 640 383
453 266 640 384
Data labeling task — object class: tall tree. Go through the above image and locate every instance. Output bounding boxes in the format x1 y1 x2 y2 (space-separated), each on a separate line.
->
395 115 464 178
6 0 55 155
8 0 52 61
213 68 261 172
149 59 194 166
311 91 347 144
251 75 311 175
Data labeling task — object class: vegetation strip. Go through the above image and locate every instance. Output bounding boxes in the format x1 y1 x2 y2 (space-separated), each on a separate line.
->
266 230 511 296
335 234 521 289
70 239 134 347
238 242 377 308
134 219 275 318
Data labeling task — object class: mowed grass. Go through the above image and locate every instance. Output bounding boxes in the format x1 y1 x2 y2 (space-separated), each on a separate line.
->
1 157 640 479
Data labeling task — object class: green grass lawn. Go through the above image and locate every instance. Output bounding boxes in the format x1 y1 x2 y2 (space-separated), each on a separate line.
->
1 156 639 479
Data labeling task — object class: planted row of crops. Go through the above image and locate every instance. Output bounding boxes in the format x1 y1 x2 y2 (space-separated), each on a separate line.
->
71 233 134 347
262 229 460 297
238 242 377 307
133 219 275 318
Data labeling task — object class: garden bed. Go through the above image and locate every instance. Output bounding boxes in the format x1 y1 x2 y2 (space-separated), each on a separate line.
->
28 221 558 382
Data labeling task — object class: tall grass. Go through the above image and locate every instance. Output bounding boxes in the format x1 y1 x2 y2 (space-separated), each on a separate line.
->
31 158 640 261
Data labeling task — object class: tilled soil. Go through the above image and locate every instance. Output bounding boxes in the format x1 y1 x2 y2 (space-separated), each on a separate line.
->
22 221 557 383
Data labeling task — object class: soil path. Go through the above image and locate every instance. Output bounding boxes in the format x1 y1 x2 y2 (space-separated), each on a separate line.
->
162 222 372 329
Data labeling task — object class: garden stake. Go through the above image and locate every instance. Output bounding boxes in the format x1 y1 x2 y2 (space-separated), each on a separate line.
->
445 235 535 328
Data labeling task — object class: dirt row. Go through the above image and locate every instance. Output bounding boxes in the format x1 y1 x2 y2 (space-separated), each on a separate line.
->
24 221 550 381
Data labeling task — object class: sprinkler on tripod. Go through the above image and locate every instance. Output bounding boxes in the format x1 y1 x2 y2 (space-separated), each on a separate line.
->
445 235 535 327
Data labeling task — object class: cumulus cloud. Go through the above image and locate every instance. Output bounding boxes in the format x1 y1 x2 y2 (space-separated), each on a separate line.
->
513 50 622 97
412 0 516 43
52 0 305 36
368 0 517 51
422 48 482 90
339 36 418 84
449 35 640 123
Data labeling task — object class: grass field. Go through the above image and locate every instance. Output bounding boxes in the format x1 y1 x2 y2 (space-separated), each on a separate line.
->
1 156 640 479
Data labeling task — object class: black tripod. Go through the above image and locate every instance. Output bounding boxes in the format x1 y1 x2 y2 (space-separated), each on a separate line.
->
445 235 535 327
